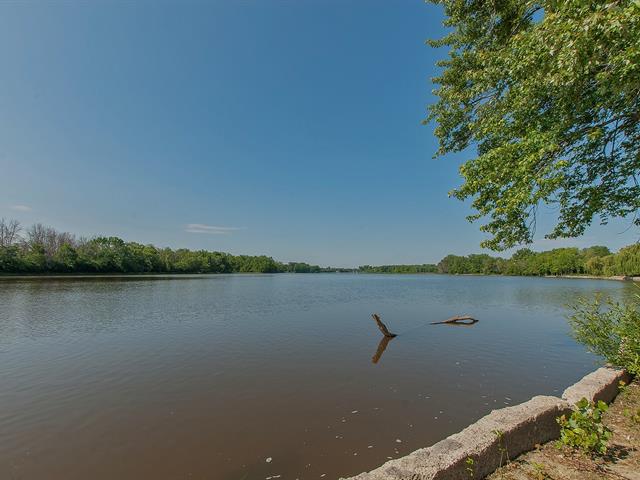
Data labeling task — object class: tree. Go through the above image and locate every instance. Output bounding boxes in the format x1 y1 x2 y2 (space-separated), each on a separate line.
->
0 218 21 247
23 243 47 272
79 237 127 272
582 246 611 259
0 245 24 272
24 223 76 264
53 243 79 272
427 1 640 250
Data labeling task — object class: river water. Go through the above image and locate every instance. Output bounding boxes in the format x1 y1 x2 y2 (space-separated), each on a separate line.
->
0 274 635 479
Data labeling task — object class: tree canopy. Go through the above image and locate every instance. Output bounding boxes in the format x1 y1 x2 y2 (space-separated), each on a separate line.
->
360 244 640 277
427 0 640 250
0 219 335 275
358 264 438 274
2 220 638 277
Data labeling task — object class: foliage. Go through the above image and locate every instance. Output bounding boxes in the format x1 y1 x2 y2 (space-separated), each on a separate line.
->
465 456 475 477
2 219 639 277
568 293 640 374
427 0 640 250
358 242 640 276
530 462 548 480
0 219 338 275
438 253 506 274
494 429 509 467
599 244 640 276
556 398 612 454
433 245 638 276
623 407 640 424
358 264 438 274
286 262 324 273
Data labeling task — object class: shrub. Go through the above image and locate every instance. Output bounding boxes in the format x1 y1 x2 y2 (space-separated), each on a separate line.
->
568 293 640 375
557 398 612 455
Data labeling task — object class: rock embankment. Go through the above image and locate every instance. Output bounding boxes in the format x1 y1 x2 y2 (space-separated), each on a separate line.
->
342 368 632 480
489 376 640 480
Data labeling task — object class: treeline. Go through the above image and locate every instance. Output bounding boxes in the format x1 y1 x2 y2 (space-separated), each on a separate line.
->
359 245 640 277
358 264 438 274
0 219 336 275
437 246 640 277
3 219 639 277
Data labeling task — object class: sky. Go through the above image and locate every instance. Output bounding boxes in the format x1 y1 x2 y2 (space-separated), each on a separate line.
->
0 0 637 267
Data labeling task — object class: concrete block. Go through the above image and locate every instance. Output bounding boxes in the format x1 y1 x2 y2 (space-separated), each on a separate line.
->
562 367 631 406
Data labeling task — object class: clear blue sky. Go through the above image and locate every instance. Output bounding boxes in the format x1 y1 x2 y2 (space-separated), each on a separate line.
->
0 1 636 267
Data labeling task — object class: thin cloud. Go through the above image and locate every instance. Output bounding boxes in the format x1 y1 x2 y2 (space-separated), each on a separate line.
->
185 223 243 235
10 205 32 212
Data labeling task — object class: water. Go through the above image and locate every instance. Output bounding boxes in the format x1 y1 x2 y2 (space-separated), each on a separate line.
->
0 274 635 479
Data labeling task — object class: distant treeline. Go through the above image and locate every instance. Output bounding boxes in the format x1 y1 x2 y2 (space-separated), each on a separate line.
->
358 264 438 274
0 219 346 274
360 245 640 277
2 219 639 277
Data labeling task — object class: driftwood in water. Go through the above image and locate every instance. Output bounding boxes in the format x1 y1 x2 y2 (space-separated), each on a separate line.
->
371 335 394 364
371 313 397 337
431 315 478 326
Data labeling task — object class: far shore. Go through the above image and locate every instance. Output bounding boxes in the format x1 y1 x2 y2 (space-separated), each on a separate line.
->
0 272 284 280
545 274 640 282
1 272 638 281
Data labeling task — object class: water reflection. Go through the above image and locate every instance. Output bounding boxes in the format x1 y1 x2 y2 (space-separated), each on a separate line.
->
371 335 395 364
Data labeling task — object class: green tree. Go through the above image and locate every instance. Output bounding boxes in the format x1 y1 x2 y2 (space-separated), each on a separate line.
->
427 1 640 250
79 237 127 272
23 244 47 272
53 243 79 272
585 256 605 276
606 244 640 275
0 245 25 272
582 246 611 259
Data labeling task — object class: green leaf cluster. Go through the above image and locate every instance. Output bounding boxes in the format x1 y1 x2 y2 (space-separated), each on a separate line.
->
556 398 612 454
428 0 640 250
569 292 640 374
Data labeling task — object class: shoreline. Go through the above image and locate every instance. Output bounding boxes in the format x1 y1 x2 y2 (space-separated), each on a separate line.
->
342 367 633 480
489 378 640 479
0 272 285 279
1 272 638 281
545 274 640 282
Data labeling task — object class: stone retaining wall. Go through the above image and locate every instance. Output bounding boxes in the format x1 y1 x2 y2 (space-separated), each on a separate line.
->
341 367 631 480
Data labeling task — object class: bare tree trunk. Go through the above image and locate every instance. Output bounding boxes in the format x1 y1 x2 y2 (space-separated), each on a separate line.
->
0 218 21 247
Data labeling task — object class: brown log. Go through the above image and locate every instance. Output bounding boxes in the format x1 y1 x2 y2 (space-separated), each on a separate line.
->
431 315 478 325
371 313 397 337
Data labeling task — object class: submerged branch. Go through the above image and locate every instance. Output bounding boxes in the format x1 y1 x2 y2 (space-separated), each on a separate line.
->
431 315 479 326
